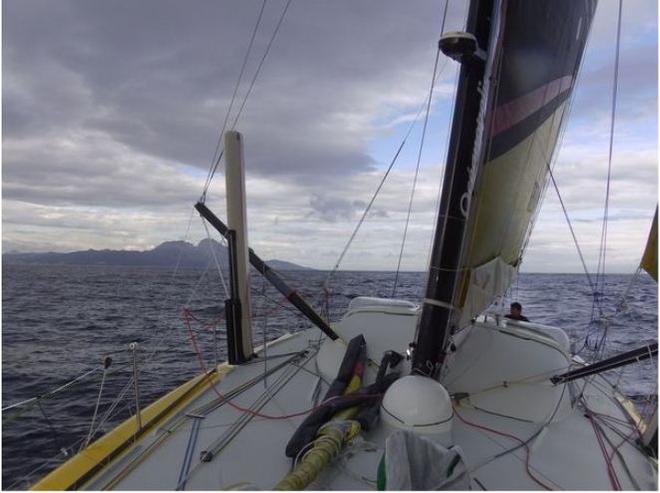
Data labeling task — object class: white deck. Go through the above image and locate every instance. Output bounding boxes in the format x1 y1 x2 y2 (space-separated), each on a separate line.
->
70 299 655 490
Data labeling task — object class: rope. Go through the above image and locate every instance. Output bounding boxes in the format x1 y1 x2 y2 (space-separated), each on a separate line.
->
182 308 381 420
202 0 294 200
2 367 99 413
118 204 199 379
90 374 135 441
37 400 68 457
229 0 293 132
546 164 599 301
200 216 230 297
593 0 623 321
81 367 109 450
514 0 596 289
454 408 554 490
586 409 622 490
419 49 460 301
201 0 268 200
324 45 451 294
323 135 410 288
392 18 444 296
579 267 644 359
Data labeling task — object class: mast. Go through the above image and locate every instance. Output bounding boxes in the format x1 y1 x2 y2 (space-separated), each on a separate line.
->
224 130 253 363
412 0 597 376
412 0 495 376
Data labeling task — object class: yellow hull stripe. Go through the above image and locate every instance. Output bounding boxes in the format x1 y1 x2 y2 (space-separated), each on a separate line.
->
31 364 233 491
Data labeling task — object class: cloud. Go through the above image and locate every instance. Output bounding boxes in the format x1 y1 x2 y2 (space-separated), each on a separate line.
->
2 0 657 273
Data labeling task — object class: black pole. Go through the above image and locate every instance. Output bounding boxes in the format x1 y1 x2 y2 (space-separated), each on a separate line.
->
550 342 658 385
195 201 339 341
412 0 493 376
224 229 248 364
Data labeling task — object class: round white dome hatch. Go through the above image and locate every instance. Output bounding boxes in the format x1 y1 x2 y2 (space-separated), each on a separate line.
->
380 375 454 445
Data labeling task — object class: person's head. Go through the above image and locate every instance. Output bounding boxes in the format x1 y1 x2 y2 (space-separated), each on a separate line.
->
510 302 522 317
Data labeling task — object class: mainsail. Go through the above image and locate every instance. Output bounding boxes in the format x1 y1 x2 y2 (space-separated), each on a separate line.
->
454 0 598 327
413 0 598 374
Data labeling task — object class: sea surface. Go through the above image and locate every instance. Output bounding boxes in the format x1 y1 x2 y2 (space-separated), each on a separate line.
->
2 264 657 488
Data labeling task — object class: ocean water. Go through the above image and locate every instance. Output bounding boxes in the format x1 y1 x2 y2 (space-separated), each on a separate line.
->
2 264 657 488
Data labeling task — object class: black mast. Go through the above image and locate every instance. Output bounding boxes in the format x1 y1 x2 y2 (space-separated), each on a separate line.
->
412 0 494 376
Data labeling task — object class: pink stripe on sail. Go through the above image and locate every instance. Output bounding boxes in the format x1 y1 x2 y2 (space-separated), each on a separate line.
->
491 75 573 136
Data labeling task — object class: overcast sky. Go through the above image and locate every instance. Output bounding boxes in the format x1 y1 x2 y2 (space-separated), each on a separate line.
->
3 0 657 273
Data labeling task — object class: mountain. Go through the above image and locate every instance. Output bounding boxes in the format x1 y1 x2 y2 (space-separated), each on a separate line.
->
2 240 313 270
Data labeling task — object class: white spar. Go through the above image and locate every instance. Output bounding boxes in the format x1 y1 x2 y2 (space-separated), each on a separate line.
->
225 130 253 359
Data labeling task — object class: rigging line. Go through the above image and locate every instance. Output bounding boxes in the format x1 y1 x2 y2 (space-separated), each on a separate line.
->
586 408 623 490
205 0 294 196
90 375 135 440
202 0 268 200
594 0 624 307
602 425 643 490
185 261 213 307
178 366 306 489
81 367 109 451
392 41 443 297
11 399 135 490
2 367 99 412
323 112 421 288
7 425 99 490
454 407 555 490
420 52 460 301
37 400 68 456
323 58 451 291
473 384 567 468
184 310 382 419
518 0 597 287
546 164 599 299
102 356 306 491
131 205 197 370
583 267 643 360
257 293 316 321
320 7 453 292
200 216 230 298
229 0 292 133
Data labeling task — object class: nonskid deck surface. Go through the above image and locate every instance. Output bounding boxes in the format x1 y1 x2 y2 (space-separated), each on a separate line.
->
42 314 656 490
453 379 655 490
83 331 330 490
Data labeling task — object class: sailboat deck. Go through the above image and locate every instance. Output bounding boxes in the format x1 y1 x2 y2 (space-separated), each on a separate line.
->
33 317 656 491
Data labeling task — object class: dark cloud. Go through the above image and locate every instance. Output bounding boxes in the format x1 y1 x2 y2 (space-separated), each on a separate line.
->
2 0 657 271
4 0 458 177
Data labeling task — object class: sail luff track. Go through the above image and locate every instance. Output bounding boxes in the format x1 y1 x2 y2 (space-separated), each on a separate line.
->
412 0 494 375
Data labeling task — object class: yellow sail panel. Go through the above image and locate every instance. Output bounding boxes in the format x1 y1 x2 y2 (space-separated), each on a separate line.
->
640 207 658 281
455 99 568 327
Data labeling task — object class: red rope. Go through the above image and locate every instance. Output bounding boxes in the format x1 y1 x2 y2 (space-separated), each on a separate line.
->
453 407 554 490
586 411 621 490
588 408 643 442
181 307 379 420
608 426 639 462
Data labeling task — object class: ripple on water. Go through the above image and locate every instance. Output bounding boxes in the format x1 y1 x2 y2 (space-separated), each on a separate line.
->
2 266 657 487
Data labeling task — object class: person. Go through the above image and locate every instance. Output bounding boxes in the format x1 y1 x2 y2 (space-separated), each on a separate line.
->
505 302 529 322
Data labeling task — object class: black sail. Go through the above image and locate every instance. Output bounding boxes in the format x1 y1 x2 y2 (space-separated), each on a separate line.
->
413 0 598 375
